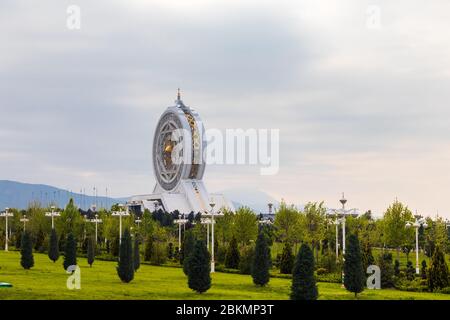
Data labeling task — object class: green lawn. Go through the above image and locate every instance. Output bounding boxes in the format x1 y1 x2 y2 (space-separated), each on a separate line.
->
0 251 449 300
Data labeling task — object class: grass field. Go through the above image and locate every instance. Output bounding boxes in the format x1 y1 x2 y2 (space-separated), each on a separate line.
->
1 251 449 300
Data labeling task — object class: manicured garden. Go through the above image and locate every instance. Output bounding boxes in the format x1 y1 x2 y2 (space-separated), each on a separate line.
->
1 251 449 300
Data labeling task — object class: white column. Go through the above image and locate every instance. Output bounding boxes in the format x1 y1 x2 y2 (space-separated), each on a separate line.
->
5 213 9 252
119 215 122 245
415 227 420 274
335 222 339 261
211 212 215 273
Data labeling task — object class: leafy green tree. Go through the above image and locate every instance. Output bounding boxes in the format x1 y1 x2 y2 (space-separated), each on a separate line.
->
182 230 196 275
382 201 414 259
428 246 449 291
48 228 59 263
87 236 95 267
300 202 327 262
344 234 365 298
117 229 134 283
215 209 234 244
187 240 211 294
233 207 258 246
251 231 271 286
225 236 240 269
274 201 302 244
291 243 318 300
57 199 84 240
134 237 140 271
20 231 34 269
167 242 174 260
279 242 295 274
63 233 77 271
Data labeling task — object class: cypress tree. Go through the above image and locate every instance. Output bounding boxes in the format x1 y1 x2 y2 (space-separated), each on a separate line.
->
225 236 240 269
290 243 318 300
87 236 95 267
279 242 295 274
251 231 271 286
187 240 211 293
182 230 196 275
344 234 365 298
63 233 77 271
421 260 427 279
20 231 34 270
362 244 375 272
117 229 134 283
144 236 153 261
394 259 400 277
168 242 174 260
428 245 449 291
48 228 59 263
134 237 141 272
406 260 415 280
378 252 394 288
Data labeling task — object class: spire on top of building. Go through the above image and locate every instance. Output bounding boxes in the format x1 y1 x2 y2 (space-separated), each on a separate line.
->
177 88 181 101
175 88 187 108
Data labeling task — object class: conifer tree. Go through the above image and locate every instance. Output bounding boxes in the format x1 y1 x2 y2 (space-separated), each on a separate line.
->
406 261 415 280
343 234 365 298
251 231 271 286
63 233 77 271
428 245 449 291
225 236 240 269
87 236 95 267
378 252 395 288
48 228 59 263
117 229 134 283
421 260 427 279
279 242 295 274
187 240 211 294
144 236 153 261
182 230 196 275
290 243 318 300
394 259 400 277
134 237 140 271
20 231 34 270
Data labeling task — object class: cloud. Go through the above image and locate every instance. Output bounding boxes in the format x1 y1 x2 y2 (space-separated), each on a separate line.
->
1 0 450 217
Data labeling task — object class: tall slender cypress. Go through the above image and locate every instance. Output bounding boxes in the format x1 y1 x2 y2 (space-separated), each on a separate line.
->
117 229 134 283
134 237 141 272
48 228 59 263
225 236 240 269
187 240 211 293
251 231 271 286
280 242 295 274
291 243 318 300
182 230 196 275
20 231 34 270
344 234 365 298
63 233 77 271
87 236 95 267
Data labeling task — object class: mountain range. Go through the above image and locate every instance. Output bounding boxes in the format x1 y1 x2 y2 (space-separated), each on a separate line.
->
0 180 279 213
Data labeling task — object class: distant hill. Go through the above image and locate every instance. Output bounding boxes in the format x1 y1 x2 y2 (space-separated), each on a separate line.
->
1 180 286 214
219 188 280 213
0 180 127 210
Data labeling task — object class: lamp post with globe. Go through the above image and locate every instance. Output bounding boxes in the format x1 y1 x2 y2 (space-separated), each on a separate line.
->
405 215 428 274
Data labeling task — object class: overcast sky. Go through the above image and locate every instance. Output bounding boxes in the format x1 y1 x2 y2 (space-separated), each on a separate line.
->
1 0 450 217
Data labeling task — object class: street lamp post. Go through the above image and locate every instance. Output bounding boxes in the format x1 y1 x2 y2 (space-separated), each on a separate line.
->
405 215 428 274
45 206 60 229
210 200 216 273
174 214 188 252
88 214 103 244
20 214 29 232
112 204 130 245
328 194 358 284
1 208 13 251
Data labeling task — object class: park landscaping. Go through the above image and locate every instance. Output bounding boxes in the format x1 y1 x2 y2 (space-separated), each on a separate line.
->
0 250 450 300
